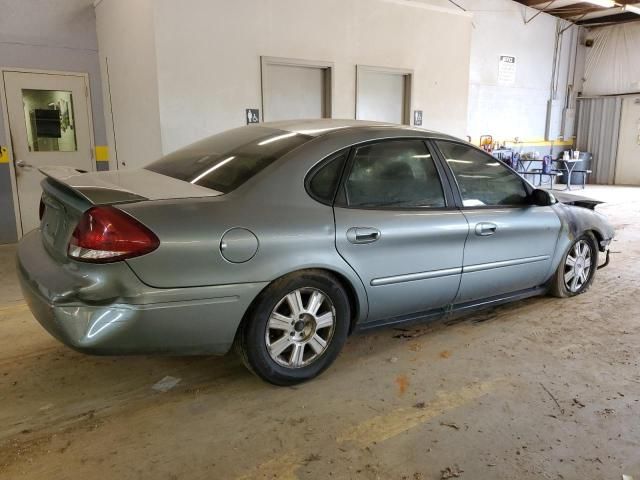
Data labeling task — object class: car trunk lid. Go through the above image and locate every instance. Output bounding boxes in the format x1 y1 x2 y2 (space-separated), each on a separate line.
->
38 167 220 260
39 166 222 204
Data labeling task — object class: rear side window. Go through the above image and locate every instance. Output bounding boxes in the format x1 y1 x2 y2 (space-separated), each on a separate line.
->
146 127 311 193
307 151 348 204
436 141 528 207
344 140 445 208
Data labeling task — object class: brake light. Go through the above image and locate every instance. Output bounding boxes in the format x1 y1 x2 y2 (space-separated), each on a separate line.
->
68 206 159 263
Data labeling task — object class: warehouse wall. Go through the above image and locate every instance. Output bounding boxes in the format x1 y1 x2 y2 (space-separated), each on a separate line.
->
94 0 472 164
580 24 640 186
94 0 580 168
151 0 472 157
94 0 163 170
456 0 581 148
0 0 107 243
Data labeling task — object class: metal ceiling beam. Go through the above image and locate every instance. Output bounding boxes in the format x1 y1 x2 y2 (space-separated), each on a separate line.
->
572 6 624 20
577 10 640 23
513 0 640 25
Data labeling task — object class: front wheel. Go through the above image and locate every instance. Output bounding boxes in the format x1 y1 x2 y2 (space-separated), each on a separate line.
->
236 270 350 386
549 233 598 298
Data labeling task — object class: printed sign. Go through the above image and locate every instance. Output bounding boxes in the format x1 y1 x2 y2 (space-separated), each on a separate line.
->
498 55 516 86
246 109 260 124
413 110 423 127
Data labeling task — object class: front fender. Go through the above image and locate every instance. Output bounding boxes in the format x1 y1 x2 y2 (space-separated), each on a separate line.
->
549 202 615 274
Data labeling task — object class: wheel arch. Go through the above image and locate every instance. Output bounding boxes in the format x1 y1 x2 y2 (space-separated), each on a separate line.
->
588 228 606 251
234 266 368 344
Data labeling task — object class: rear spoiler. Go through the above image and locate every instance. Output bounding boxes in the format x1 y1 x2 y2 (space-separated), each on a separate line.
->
39 166 148 204
551 191 603 211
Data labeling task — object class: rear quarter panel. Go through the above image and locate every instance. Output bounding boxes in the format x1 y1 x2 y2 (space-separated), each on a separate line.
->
120 133 377 322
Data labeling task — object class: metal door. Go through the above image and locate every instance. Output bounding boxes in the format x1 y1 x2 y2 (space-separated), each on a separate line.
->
333 139 468 323
3 71 94 235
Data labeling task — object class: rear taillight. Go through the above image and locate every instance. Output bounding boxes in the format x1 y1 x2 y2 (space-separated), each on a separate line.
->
68 206 159 263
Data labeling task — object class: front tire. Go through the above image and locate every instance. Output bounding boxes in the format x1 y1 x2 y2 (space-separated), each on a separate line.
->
549 233 598 298
236 270 350 386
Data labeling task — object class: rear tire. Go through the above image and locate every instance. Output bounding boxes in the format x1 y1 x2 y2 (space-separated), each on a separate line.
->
236 270 350 386
549 233 598 298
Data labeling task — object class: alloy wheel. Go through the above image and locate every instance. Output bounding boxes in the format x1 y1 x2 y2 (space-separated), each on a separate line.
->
564 239 593 293
265 288 336 368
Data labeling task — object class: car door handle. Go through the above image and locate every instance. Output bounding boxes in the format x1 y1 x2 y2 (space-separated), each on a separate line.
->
475 222 497 236
347 227 381 244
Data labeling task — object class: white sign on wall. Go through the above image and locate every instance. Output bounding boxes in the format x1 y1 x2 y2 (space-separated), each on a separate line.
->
498 55 516 86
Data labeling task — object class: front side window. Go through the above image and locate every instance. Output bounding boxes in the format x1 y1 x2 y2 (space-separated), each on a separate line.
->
436 141 529 207
344 140 445 208
147 127 311 193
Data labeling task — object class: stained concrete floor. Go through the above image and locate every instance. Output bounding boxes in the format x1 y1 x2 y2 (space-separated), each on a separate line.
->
0 185 639 480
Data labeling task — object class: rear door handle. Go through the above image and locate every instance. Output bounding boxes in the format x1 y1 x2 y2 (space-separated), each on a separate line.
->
347 227 381 244
475 222 497 236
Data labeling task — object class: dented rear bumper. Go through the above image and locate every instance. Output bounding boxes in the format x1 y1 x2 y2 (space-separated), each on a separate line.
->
17 229 266 355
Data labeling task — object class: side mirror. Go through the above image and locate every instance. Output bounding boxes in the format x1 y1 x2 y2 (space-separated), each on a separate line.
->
530 188 555 207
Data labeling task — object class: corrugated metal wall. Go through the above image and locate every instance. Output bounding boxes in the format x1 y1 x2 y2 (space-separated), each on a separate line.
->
576 97 623 185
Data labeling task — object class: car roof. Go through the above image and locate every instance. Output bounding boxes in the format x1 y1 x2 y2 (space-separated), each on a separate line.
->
260 118 460 141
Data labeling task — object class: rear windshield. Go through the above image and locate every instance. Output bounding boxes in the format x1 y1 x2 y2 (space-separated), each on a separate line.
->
146 127 311 193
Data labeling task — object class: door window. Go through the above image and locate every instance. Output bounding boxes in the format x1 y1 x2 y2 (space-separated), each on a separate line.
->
307 151 348 204
21 89 77 152
436 141 529 207
344 140 445 208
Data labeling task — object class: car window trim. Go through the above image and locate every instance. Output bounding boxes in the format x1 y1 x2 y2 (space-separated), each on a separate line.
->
334 137 455 211
431 139 535 210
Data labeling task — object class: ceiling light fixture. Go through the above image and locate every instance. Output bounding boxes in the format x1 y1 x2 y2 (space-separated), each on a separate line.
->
583 0 617 8
623 3 640 14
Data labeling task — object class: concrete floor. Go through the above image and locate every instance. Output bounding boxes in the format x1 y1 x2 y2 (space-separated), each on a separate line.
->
1 185 639 480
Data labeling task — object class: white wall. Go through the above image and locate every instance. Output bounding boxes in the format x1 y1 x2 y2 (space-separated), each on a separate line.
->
94 0 163 169
437 0 581 144
149 0 472 156
94 0 577 168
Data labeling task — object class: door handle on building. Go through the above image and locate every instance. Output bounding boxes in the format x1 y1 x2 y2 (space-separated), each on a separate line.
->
347 227 381 244
475 222 497 236
15 159 34 168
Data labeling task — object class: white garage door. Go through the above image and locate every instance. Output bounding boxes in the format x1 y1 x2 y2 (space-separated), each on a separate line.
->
262 60 330 121
357 68 411 125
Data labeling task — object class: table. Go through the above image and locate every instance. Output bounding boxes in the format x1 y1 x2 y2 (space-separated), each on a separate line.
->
557 159 580 191
516 159 580 191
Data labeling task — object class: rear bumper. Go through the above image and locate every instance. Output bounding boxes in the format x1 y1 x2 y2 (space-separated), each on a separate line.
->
17 230 267 355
